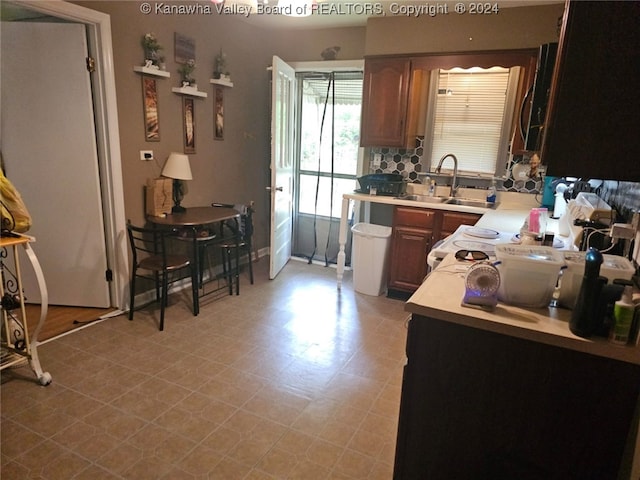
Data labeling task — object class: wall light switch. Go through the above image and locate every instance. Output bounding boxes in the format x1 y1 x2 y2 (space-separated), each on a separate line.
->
373 153 382 167
140 150 153 161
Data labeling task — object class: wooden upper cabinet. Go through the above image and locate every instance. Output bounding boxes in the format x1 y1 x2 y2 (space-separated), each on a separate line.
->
360 57 413 147
542 0 640 181
360 51 537 149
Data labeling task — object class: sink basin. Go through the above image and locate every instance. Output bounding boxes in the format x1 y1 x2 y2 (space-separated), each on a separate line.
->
394 194 448 204
445 197 498 209
395 194 497 209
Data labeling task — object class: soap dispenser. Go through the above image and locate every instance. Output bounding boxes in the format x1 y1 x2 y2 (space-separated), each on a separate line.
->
570 248 607 338
428 179 436 197
486 179 497 203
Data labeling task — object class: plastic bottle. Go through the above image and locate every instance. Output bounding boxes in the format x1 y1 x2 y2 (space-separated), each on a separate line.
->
610 286 635 345
422 176 431 195
486 179 497 203
428 179 436 197
570 248 606 338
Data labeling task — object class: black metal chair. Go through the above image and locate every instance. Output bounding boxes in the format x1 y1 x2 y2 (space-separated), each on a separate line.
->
172 225 217 290
212 202 254 285
126 221 195 331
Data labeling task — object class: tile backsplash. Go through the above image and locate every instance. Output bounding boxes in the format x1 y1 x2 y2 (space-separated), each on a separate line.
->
599 181 640 223
368 137 543 194
367 138 640 223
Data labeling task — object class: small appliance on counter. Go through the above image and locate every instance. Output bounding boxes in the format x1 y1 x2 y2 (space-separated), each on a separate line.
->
559 192 614 250
557 251 635 309
462 261 500 311
428 225 516 270
356 173 406 196
494 244 565 308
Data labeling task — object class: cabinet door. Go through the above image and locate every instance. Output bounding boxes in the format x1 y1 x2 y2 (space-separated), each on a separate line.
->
388 226 433 292
389 206 437 293
360 58 411 147
437 212 481 243
394 315 640 479
542 1 640 180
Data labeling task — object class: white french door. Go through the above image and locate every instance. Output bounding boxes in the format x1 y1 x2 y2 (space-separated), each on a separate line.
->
269 56 296 279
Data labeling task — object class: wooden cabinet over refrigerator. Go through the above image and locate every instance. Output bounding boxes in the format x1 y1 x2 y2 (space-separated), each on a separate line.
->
542 0 640 181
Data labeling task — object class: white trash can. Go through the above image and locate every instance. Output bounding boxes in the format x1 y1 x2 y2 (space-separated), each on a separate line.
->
351 223 392 296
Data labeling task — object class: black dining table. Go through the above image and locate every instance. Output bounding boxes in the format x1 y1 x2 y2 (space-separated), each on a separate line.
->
147 206 240 315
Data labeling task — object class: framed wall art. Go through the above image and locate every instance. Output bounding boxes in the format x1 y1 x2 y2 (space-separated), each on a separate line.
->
142 76 160 141
214 86 224 140
174 33 195 65
183 96 196 153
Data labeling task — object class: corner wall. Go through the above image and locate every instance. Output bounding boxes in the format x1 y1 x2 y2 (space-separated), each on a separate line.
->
364 3 565 56
73 1 366 253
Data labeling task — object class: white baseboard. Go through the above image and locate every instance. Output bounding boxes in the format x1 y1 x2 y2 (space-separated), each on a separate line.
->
129 247 265 310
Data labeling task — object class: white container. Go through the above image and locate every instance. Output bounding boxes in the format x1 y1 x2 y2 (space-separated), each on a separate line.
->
351 223 392 296
558 252 635 309
495 244 565 308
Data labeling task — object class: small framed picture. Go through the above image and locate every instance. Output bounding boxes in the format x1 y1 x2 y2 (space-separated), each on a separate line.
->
142 76 160 141
214 86 224 140
183 97 195 153
174 33 195 65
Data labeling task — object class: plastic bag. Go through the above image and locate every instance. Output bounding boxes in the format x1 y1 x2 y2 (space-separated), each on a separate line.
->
1 166 32 233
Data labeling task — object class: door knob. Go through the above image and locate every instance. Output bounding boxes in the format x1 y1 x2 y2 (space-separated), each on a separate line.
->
266 186 283 192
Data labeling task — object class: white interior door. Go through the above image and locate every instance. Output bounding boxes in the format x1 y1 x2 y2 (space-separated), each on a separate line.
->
1 22 110 307
269 56 296 279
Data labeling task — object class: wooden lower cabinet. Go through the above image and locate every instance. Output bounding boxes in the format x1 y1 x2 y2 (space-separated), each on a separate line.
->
388 206 479 295
393 315 640 479
438 210 482 242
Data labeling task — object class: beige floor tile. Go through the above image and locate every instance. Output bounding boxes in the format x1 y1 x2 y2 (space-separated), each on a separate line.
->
333 448 377 479
1 260 407 479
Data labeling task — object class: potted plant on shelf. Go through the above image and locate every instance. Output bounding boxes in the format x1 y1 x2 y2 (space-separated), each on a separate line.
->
141 32 163 68
178 59 197 88
213 49 230 82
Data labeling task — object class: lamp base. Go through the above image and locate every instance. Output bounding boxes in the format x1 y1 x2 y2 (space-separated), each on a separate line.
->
172 205 186 213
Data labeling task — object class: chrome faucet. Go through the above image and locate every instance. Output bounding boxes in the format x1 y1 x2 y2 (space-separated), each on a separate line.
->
435 153 459 198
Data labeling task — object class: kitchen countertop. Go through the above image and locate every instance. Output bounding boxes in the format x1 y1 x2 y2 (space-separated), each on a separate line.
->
405 253 640 365
336 188 566 288
391 187 629 362
344 189 539 216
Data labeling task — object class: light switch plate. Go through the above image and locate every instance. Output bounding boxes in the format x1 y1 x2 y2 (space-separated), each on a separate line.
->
373 153 381 167
140 150 153 161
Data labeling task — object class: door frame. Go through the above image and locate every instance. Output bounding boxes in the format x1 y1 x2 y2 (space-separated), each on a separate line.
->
6 0 128 309
287 60 365 265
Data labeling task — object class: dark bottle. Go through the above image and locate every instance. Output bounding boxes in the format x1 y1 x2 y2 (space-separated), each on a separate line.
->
570 248 606 338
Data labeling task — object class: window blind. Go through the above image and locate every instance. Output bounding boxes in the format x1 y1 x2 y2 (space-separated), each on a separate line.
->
431 67 510 175
300 72 363 105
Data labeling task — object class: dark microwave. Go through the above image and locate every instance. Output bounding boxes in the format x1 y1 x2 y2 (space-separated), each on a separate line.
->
520 42 558 152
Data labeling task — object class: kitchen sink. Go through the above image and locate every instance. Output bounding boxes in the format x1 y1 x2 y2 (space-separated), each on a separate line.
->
445 197 498 209
394 194 449 204
395 195 497 209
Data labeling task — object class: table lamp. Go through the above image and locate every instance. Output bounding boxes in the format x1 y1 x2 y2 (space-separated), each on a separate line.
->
162 152 193 213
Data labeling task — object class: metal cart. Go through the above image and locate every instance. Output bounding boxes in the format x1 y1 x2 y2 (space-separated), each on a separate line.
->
1 234 52 386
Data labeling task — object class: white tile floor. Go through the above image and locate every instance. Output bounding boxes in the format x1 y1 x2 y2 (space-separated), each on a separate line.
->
1 259 409 479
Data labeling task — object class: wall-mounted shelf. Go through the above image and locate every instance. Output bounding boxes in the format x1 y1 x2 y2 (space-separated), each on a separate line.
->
210 78 234 88
133 66 170 78
171 87 208 98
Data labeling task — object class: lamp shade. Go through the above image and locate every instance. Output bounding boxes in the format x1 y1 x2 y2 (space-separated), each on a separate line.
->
162 152 193 180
